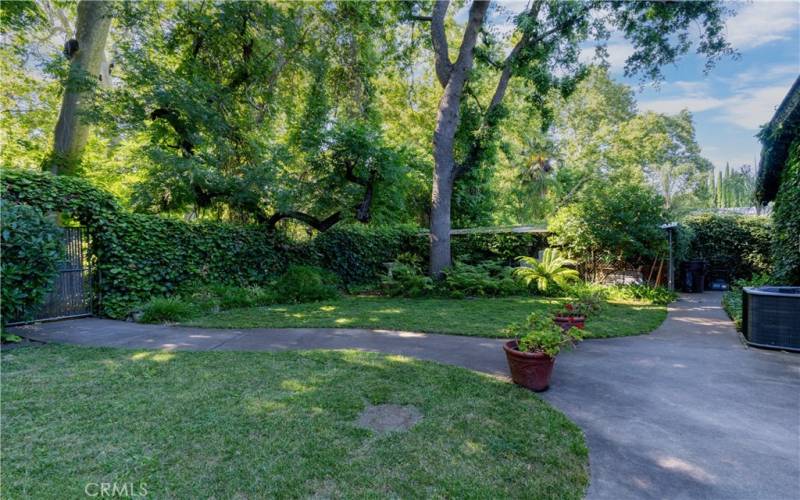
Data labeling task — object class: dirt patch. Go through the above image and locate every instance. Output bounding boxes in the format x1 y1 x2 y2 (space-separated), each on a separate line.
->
356 404 422 434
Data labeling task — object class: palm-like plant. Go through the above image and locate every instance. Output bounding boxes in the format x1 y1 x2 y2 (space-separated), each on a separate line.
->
514 248 579 292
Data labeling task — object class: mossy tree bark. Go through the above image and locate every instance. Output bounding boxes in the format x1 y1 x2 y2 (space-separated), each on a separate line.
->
49 0 112 175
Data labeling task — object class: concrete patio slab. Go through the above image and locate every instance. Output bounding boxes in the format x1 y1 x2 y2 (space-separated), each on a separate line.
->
8 292 799 499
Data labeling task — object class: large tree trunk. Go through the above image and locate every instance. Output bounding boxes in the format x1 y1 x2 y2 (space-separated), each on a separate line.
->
49 0 112 174
428 1 489 277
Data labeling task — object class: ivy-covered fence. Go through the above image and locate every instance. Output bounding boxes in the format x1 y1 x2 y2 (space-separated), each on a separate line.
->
2 169 546 318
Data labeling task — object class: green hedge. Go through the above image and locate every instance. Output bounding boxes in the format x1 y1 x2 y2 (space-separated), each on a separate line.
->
771 140 800 284
0 201 63 324
2 169 547 318
2 170 286 317
307 225 424 285
681 213 772 280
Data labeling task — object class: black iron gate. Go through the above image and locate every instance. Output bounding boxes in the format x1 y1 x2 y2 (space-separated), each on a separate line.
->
27 227 92 322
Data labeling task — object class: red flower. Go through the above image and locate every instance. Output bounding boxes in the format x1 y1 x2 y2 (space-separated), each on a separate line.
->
565 303 574 311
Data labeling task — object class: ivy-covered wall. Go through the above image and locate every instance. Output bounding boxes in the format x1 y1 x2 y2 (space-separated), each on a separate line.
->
2 169 546 318
681 213 772 280
771 140 800 284
2 169 301 317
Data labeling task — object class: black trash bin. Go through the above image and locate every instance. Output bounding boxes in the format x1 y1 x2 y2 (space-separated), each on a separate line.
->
681 260 706 293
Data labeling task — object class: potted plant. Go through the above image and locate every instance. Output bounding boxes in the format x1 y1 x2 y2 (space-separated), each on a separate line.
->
553 302 586 330
503 313 583 391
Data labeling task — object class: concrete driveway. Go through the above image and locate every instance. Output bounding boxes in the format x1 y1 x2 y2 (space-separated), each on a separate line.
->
9 292 800 499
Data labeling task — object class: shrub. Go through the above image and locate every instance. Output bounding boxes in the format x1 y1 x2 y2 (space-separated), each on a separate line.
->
682 213 772 281
274 265 339 303
381 263 434 298
722 273 772 329
505 313 583 357
0 201 62 324
610 284 677 305
441 261 524 298
514 249 580 294
577 293 605 315
139 298 196 323
562 281 611 301
548 180 667 280
1 331 22 343
181 284 276 312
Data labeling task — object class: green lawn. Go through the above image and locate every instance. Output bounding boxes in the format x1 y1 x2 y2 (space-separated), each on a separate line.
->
188 295 667 338
1 346 588 498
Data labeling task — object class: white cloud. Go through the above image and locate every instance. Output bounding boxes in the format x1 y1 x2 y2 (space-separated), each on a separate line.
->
638 83 792 130
671 80 712 97
725 1 800 50
727 63 800 90
638 96 725 114
605 43 635 72
719 84 793 129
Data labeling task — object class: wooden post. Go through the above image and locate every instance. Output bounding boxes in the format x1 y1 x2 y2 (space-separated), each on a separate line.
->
655 258 665 287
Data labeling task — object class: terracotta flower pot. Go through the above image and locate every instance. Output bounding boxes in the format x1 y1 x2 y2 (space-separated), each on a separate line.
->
503 340 555 392
553 315 585 331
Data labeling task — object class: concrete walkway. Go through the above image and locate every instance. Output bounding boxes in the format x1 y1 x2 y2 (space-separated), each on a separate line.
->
9 293 800 499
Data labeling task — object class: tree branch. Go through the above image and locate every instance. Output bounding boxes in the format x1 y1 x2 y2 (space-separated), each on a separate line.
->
431 1 452 87
487 1 590 114
265 210 342 232
150 107 194 157
343 160 369 187
353 171 377 223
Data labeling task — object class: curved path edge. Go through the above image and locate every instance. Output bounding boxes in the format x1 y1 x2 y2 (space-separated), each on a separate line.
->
10 320 511 377
8 292 800 500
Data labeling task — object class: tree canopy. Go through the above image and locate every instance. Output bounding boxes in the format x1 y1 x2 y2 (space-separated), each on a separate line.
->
2 0 738 251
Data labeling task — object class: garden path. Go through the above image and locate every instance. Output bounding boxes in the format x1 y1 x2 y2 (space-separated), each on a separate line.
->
10 292 799 500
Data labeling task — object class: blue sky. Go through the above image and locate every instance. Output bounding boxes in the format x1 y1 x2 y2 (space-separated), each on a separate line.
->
630 1 800 173
459 1 800 173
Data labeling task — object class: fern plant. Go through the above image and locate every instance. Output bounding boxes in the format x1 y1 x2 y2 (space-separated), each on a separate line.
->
514 248 579 293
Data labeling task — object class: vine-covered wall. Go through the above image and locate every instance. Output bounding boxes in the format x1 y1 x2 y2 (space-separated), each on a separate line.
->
771 140 800 284
681 213 772 280
2 169 546 318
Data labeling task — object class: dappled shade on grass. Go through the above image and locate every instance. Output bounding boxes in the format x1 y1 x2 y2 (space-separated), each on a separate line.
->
1 346 588 498
188 296 667 339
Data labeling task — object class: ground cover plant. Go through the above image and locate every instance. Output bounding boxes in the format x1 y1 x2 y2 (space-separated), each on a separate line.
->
137 265 341 323
1 345 589 499
610 284 677 306
721 273 772 330
187 295 666 339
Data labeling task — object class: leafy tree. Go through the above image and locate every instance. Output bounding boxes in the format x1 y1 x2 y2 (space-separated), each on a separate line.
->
93 1 416 229
712 163 756 208
48 0 112 174
550 67 637 207
610 110 713 209
548 179 667 281
414 0 734 276
0 0 71 170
